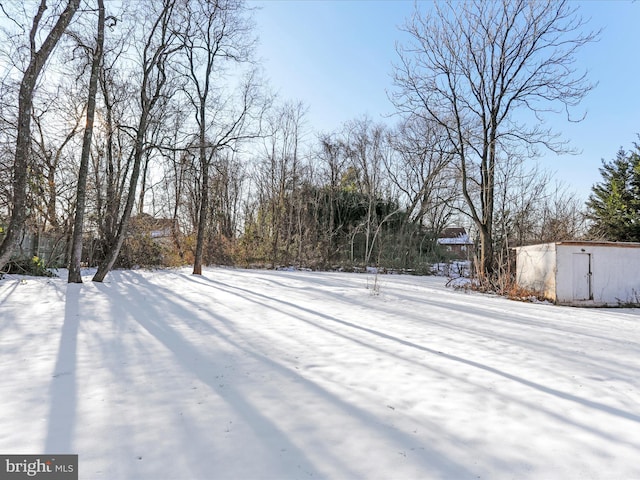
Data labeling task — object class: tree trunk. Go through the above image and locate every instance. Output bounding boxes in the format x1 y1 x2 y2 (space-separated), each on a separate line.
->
0 0 80 272
192 139 209 275
477 223 494 282
92 0 178 282
137 151 151 216
69 0 105 283
46 166 59 231
92 112 148 282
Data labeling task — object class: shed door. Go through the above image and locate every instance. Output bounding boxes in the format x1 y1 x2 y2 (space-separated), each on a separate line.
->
572 253 592 301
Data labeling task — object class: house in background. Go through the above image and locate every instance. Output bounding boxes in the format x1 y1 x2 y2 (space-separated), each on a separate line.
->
129 214 177 242
437 227 474 259
149 218 177 240
514 241 640 306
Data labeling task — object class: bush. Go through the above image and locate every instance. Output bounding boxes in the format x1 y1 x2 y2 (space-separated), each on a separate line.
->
4 255 56 277
117 234 166 268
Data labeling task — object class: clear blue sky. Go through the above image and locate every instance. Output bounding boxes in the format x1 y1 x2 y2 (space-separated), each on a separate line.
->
249 0 640 201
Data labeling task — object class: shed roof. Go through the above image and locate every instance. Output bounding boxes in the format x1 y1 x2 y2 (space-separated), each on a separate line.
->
514 240 640 250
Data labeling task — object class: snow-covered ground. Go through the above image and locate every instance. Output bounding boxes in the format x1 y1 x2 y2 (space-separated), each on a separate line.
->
1 267 639 480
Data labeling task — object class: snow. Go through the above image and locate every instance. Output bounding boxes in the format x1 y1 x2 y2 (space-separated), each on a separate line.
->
436 234 471 245
1 267 640 480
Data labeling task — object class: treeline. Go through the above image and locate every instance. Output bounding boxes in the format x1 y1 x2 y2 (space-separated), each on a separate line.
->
0 1 595 283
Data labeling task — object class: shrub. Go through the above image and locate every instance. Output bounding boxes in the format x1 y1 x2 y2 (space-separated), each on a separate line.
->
4 255 56 277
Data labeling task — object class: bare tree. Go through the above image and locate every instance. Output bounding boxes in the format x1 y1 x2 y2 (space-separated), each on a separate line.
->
382 115 459 267
254 101 306 266
493 157 549 250
18 82 83 268
317 133 346 262
68 0 105 283
393 0 597 282
0 0 80 272
386 115 456 233
90 25 134 262
151 106 191 260
92 0 182 282
179 0 258 275
30 91 82 233
537 185 586 242
343 117 396 265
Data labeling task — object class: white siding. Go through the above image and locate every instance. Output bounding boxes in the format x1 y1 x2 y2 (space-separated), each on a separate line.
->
515 243 557 300
556 244 640 305
517 242 640 306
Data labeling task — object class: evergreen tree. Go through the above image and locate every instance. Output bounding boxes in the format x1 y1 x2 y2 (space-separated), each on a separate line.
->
586 146 640 241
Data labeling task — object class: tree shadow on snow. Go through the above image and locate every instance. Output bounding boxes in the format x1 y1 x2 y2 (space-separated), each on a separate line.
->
93 274 326 479
44 283 80 454
102 271 478 479
187 273 640 429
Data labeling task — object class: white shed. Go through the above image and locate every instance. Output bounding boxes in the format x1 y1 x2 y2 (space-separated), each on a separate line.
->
514 241 640 306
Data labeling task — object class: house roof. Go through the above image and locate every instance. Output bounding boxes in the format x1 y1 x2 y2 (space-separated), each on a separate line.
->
439 227 466 238
437 227 473 245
